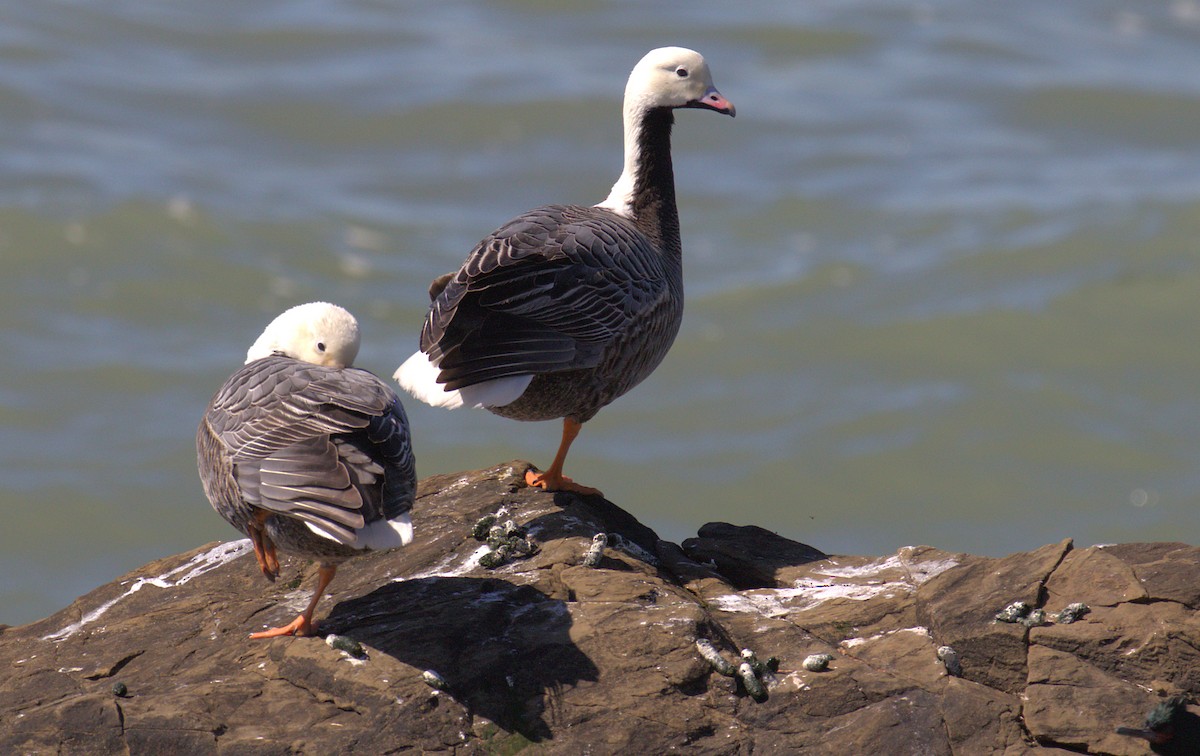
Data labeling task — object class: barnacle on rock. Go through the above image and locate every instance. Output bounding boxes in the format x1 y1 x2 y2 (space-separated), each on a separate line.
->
607 532 659 567
1022 608 1049 628
995 601 1031 623
472 507 513 542
802 653 835 672
1056 602 1090 624
937 645 962 677
486 524 508 549
479 546 513 569
695 638 736 677
583 533 608 567
326 634 366 659
507 536 536 557
995 600 1051 627
737 661 767 700
471 514 498 541
473 514 538 569
741 648 765 675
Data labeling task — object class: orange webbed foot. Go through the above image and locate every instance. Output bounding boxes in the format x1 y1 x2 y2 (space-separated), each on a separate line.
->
524 468 603 497
249 614 317 639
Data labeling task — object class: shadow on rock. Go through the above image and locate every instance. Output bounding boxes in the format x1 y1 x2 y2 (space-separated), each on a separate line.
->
681 522 827 589
549 490 661 554
323 575 597 742
1152 709 1200 756
1155 709 1200 756
1116 695 1200 756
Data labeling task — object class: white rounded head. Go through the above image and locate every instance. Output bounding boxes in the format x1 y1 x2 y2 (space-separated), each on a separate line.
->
624 46 735 116
245 301 361 368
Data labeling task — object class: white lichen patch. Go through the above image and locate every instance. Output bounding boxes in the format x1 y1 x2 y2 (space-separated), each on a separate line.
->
840 626 931 649
712 581 889 618
774 671 811 692
399 544 493 582
815 552 958 585
438 476 474 496
263 588 315 615
711 553 958 618
42 540 252 642
508 599 569 623
638 611 698 629
469 590 513 611
548 514 596 535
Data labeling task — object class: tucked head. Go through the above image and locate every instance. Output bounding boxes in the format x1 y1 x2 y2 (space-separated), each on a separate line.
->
624 46 735 117
245 302 361 368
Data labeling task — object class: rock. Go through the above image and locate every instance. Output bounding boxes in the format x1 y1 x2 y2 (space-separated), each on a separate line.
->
1099 542 1200 607
682 521 827 589
1 461 1198 753
1042 546 1148 608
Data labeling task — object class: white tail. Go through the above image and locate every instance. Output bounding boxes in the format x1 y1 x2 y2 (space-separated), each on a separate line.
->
305 512 414 550
394 351 532 410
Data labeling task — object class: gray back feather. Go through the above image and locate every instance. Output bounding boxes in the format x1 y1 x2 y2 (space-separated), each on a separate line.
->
422 204 676 391
200 355 416 545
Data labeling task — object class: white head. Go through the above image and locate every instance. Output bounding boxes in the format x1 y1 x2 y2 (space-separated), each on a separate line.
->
597 47 734 216
245 301 361 368
623 47 735 117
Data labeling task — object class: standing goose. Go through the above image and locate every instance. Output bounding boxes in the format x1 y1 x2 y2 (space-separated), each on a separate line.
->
396 46 734 495
198 302 416 638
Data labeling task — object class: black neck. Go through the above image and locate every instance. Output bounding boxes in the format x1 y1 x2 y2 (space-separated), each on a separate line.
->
630 107 680 257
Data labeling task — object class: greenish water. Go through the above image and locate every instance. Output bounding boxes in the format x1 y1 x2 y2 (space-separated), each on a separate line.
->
3 1 1200 626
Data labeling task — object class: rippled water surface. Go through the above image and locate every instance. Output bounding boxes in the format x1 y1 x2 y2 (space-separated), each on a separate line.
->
4 0 1200 625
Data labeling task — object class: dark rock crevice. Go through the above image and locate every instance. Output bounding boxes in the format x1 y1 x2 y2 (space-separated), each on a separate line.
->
1005 539 1076 750
1035 538 1075 607
84 650 144 681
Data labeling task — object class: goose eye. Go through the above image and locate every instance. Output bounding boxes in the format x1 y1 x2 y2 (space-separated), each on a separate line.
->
675 67 688 78
317 342 327 353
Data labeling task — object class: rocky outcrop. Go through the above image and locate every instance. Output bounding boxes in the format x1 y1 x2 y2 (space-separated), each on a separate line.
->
2 462 1198 754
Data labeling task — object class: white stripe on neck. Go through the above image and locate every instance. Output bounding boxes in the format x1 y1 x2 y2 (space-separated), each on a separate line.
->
594 100 647 218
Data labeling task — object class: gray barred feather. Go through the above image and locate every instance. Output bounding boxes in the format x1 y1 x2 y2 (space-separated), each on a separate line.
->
198 354 416 561
420 203 680 422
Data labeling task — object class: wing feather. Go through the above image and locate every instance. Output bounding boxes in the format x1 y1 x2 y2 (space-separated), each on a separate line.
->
203 355 416 547
421 205 669 389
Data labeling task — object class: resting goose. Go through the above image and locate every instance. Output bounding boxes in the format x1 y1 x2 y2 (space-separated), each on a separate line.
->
198 302 416 638
396 46 734 495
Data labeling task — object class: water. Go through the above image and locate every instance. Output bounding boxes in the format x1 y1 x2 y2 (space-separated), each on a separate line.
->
3 0 1200 626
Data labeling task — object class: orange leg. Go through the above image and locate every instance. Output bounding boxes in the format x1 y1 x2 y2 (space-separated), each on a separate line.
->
248 510 280 582
262 540 279 579
525 417 603 496
250 564 337 640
